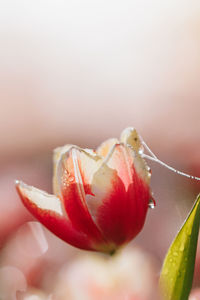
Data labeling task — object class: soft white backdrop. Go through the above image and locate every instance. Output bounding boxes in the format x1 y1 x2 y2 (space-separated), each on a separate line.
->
0 2 200 298
0 0 200 163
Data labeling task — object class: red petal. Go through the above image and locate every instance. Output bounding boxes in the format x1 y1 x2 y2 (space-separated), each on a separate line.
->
16 182 93 251
93 144 150 245
57 148 107 245
53 144 74 196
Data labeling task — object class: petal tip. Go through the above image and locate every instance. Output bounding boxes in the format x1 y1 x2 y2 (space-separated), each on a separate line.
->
15 180 30 191
15 179 20 185
15 180 26 192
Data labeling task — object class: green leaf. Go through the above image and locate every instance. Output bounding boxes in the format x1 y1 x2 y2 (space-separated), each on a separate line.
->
159 194 200 300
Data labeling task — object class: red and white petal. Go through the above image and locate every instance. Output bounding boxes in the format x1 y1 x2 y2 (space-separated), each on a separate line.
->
16 181 63 215
105 144 151 229
86 144 131 222
16 181 92 251
105 144 136 191
86 163 119 223
55 146 102 191
107 142 151 186
96 138 119 158
88 144 150 245
132 151 152 184
96 172 150 245
57 148 106 245
53 144 74 196
120 128 151 184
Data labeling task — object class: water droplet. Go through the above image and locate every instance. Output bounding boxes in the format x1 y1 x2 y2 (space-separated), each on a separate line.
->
179 244 185 252
68 175 75 182
138 148 144 155
62 171 75 185
147 172 152 178
148 197 156 209
62 177 69 187
163 269 169 275
173 251 178 257
169 257 173 263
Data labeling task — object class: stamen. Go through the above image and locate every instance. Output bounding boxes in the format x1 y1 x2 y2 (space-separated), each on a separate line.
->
139 135 158 159
140 142 200 181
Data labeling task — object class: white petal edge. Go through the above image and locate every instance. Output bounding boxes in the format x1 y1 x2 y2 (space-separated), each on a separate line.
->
103 143 151 185
96 138 119 157
53 144 74 164
16 181 63 216
58 146 103 187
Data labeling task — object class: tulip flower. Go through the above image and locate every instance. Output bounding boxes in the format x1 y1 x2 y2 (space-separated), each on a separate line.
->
16 128 153 254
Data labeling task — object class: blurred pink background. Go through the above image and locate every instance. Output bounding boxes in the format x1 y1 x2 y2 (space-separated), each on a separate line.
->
0 1 200 299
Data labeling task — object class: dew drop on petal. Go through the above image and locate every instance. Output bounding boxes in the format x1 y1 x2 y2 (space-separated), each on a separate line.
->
138 148 144 155
62 170 75 185
68 175 75 183
147 172 152 179
148 198 156 209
